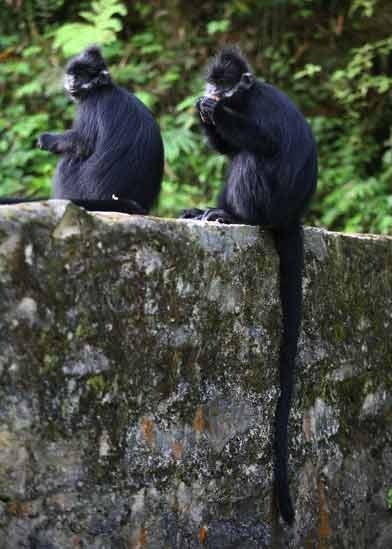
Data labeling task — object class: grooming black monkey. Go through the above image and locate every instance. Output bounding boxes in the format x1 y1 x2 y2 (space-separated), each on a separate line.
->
0 46 163 214
181 46 317 524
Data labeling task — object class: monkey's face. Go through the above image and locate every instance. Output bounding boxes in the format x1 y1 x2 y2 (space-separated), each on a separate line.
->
205 72 254 100
64 46 111 100
205 46 254 103
205 65 243 100
205 81 231 100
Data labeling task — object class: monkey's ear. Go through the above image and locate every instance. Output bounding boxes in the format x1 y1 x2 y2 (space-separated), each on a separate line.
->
241 72 256 90
240 72 255 89
98 69 111 85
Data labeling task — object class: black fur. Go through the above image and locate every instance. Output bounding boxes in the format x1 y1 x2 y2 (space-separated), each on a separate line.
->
182 46 317 524
0 46 163 214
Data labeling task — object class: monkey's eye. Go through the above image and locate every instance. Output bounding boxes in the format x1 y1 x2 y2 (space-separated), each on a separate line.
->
217 78 233 88
72 65 94 78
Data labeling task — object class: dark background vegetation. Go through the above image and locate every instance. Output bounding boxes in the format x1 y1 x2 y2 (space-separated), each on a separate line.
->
1 0 392 234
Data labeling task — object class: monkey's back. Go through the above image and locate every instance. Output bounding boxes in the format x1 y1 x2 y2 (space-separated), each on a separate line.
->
53 85 164 211
229 81 317 225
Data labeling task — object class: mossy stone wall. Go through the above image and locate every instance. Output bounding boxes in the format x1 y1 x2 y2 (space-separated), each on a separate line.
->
0 201 391 548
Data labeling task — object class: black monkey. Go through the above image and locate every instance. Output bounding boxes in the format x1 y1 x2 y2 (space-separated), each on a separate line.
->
181 46 317 524
0 46 163 214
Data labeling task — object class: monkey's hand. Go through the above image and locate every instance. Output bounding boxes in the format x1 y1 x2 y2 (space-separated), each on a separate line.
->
37 132 92 158
196 96 219 125
37 133 61 154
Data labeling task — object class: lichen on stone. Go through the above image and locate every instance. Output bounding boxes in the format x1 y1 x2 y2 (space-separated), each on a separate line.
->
0 201 391 548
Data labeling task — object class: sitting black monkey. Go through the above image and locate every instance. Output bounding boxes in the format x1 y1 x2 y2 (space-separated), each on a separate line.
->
181 46 318 524
0 46 164 214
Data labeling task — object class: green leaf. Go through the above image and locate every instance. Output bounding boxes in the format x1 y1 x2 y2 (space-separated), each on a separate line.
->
53 0 127 56
207 20 230 35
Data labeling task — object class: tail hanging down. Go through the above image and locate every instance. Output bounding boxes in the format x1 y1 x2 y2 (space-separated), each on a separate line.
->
272 223 304 524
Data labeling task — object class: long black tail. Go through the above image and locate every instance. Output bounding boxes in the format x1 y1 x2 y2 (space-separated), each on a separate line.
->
0 197 47 204
71 199 146 215
0 197 146 215
272 223 304 525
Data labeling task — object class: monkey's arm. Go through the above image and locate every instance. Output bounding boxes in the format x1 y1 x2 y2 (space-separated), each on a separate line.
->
201 98 278 156
196 98 235 154
37 131 92 157
202 124 236 155
217 106 277 156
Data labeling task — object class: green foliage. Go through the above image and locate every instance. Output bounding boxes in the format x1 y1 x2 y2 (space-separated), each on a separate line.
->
1 0 392 234
0 105 54 197
294 64 322 80
331 37 392 112
310 115 392 234
159 95 226 217
53 0 127 56
350 0 378 18
207 20 231 35
0 40 67 197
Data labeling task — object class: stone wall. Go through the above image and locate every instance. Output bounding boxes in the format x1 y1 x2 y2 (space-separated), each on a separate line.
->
0 201 391 548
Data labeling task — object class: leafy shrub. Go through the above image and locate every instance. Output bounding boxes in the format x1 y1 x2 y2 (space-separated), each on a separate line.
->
1 0 392 233
53 0 127 56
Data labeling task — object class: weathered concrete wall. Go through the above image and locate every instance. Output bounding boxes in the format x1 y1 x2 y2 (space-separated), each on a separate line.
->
0 201 391 549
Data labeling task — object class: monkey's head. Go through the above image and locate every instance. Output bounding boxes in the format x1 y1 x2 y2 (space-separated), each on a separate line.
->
205 45 255 102
64 46 111 101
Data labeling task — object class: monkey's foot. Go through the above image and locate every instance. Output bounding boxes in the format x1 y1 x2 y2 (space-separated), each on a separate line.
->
180 208 237 224
200 208 237 224
179 208 206 219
